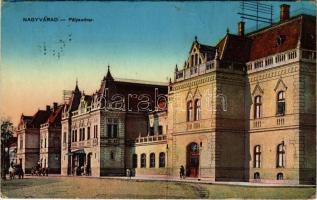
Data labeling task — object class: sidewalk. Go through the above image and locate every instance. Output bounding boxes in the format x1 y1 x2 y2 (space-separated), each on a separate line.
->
25 174 316 188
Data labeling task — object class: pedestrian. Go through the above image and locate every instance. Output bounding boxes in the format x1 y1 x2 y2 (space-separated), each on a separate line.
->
180 165 185 179
126 168 130 179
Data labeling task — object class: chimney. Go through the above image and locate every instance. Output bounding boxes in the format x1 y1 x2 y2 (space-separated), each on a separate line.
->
238 21 245 36
280 4 290 21
46 105 51 111
53 102 58 110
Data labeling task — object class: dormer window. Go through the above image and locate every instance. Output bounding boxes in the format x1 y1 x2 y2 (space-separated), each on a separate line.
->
277 35 285 46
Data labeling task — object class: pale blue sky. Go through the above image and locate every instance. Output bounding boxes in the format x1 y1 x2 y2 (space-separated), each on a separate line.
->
1 1 315 123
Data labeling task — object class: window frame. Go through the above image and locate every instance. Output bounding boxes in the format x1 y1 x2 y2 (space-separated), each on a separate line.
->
159 152 165 168
276 91 285 116
277 143 285 168
187 100 193 122
150 153 155 168
254 96 262 119
254 145 261 168
141 153 146 168
194 99 201 121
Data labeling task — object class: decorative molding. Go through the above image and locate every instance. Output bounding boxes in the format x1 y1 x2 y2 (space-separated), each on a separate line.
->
252 82 264 96
274 78 288 92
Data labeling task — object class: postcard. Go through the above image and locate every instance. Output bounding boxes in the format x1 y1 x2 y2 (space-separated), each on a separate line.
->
1 0 316 199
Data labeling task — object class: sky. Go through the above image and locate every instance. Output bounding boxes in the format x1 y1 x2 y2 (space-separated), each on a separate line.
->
0 1 315 125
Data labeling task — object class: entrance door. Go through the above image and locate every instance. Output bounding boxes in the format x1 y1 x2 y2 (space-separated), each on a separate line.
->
186 142 199 177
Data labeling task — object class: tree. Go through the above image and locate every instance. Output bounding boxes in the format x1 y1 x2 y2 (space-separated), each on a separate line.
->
1 120 13 180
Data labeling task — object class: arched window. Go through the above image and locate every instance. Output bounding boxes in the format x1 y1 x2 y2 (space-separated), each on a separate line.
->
277 173 283 180
254 145 261 168
187 101 193 121
141 153 146 168
194 54 198 66
277 91 285 115
159 152 165 168
150 153 155 168
254 172 260 180
254 96 262 119
132 154 137 168
191 55 194 67
277 143 285 168
194 99 201 121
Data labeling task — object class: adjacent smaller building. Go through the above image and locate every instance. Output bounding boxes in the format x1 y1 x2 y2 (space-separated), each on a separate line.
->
39 103 63 174
16 109 51 173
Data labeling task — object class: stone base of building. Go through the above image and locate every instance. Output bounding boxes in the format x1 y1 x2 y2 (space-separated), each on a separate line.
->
100 168 126 176
48 168 61 174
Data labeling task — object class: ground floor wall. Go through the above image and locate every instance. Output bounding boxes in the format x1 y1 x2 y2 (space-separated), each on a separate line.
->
132 142 168 176
40 152 61 174
215 131 246 181
16 152 39 174
100 145 125 176
61 146 100 177
249 128 316 184
170 132 216 180
61 149 69 176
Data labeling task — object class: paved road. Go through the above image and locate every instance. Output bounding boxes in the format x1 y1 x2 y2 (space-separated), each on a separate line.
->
24 174 315 187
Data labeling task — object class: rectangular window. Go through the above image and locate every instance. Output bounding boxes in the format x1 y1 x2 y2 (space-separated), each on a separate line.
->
87 127 90 140
106 119 119 138
158 126 163 135
113 124 118 138
93 125 98 138
63 132 66 143
20 137 23 149
83 128 85 140
107 124 112 138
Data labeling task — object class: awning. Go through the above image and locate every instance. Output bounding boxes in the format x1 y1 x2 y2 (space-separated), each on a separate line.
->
71 149 85 154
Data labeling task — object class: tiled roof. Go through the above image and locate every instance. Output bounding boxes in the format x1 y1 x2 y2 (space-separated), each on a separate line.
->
247 14 315 61
215 14 315 63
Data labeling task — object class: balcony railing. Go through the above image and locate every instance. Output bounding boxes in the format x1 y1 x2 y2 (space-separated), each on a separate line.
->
175 60 217 82
71 138 98 149
247 48 316 74
135 134 166 144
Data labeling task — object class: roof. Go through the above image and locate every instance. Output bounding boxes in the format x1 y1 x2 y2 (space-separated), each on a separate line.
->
30 110 51 128
216 34 252 63
247 14 315 61
97 69 168 112
18 115 33 129
189 40 217 62
47 105 64 126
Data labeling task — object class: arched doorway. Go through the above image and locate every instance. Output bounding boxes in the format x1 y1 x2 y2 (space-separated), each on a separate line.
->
186 142 199 177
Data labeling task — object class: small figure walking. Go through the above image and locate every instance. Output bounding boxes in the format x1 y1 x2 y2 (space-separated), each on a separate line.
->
180 165 185 179
126 168 131 179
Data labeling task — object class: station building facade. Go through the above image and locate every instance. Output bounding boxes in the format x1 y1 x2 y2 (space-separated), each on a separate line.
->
124 5 315 184
17 4 315 184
